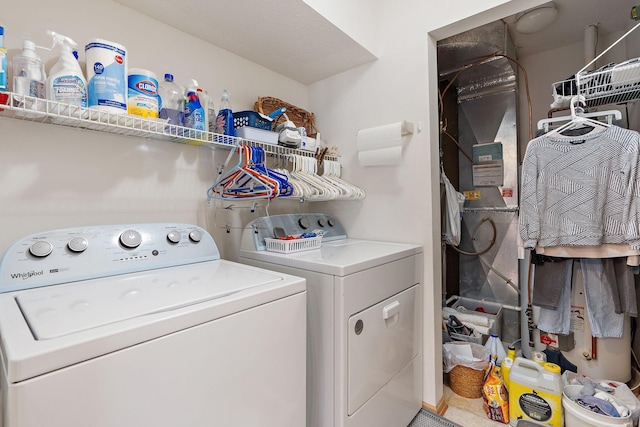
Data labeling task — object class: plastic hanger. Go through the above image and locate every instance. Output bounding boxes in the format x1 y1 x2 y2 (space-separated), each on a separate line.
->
207 145 278 200
546 95 611 137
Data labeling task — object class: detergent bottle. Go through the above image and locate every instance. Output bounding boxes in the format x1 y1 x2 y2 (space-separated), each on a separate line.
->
46 30 87 108
484 333 507 366
508 357 563 427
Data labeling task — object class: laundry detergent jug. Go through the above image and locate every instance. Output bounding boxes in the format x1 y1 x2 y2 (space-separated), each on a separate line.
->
508 357 562 427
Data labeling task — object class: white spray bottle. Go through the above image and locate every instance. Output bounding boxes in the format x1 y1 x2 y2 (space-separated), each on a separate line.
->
46 30 87 108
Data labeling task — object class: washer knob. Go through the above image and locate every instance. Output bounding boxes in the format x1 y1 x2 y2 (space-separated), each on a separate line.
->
30 241 53 257
327 218 335 227
68 237 89 253
120 230 142 248
298 217 311 229
167 231 182 244
317 218 327 227
189 230 202 243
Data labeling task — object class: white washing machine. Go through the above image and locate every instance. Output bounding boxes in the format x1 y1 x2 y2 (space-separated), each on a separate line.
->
0 223 306 427
239 213 423 427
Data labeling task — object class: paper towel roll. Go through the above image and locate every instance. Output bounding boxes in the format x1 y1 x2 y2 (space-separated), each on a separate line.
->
356 121 413 166
358 146 403 166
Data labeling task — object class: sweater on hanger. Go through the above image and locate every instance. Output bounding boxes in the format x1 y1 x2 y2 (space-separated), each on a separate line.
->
519 125 640 250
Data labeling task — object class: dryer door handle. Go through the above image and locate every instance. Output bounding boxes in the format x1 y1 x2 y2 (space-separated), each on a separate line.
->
382 300 400 320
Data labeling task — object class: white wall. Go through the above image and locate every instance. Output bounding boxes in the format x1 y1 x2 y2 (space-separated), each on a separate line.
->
517 27 640 154
0 0 309 259
306 0 558 408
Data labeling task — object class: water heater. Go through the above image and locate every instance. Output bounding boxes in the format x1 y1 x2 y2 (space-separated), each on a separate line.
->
521 259 631 383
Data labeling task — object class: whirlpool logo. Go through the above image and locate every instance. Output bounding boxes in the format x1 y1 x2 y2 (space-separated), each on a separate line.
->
10 270 44 280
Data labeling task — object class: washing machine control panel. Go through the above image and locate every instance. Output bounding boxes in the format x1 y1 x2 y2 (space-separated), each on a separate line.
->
0 223 219 293
243 213 347 251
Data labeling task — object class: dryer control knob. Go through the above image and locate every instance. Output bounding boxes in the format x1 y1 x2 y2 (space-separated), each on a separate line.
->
68 237 88 253
30 241 53 257
167 231 181 244
298 217 311 229
189 230 202 243
120 230 142 248
327 218 335 227
317 218 326 227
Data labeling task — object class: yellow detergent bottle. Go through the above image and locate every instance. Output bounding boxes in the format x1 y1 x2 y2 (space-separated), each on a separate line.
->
508 357 562 427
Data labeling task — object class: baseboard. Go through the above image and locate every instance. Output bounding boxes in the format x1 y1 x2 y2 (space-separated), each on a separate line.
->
422 397 448 416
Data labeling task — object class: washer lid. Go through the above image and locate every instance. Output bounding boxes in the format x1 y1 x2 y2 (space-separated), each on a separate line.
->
16 260 287 340
240 238 422 276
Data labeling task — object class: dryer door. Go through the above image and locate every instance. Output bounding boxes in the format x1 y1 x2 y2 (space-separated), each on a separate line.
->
347 284 419 415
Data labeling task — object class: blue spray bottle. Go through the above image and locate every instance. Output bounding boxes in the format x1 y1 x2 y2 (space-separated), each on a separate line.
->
214 89 234 137
183 79 205 131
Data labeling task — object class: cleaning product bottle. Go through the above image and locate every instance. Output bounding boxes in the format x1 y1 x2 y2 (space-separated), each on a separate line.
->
484 333 507 366
183 79 205 132
500 343 516 389
0 26 7 91
158 73 184 126
204 90 216 133
214 89 234 137
196 87 209 131
509 358 563 427
12 36 46 108
46 30 87 108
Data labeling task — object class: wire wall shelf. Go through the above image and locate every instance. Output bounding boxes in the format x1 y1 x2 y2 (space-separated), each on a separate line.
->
0 91 336 161
550 21 640 110
550 59 640 109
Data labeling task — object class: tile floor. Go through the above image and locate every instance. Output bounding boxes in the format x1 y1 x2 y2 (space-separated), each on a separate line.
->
442 384 508 426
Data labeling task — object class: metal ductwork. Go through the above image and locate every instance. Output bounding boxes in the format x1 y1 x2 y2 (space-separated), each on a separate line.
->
438 19 521 343
438 20 517 100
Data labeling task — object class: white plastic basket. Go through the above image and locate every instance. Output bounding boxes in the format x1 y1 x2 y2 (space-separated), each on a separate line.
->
264 236 322 254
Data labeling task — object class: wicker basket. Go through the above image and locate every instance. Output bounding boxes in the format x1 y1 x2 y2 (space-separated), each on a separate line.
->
448 364 487 399
254 96 319 137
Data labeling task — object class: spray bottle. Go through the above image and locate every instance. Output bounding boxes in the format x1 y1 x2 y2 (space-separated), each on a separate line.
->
12 35 46 109
183 79 205 132
46 30 87 108
0 26 7 91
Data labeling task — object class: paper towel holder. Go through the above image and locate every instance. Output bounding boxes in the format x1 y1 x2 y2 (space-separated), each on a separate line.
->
399 120 415 135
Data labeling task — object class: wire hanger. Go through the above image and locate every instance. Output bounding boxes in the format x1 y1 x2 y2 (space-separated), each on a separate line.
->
546 95 611 137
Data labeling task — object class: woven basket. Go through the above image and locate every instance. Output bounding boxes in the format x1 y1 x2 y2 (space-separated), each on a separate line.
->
254 96 319 137
448 364 487 399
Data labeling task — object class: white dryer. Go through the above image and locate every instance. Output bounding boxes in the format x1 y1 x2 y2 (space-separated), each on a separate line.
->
0 223 306 427
239 213 423 427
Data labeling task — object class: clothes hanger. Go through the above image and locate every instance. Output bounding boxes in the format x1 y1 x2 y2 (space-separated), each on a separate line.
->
250 146 293 198
537 106 622 133
545 95 612 137
207 145 278 200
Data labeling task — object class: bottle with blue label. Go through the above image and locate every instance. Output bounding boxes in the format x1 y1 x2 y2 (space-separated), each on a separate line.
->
183 80 205 132
0 26 7 91
46 30 87 108
85 38 128 114
214 89 234 137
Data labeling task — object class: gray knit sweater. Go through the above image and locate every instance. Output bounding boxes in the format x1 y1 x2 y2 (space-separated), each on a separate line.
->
520 125 640 249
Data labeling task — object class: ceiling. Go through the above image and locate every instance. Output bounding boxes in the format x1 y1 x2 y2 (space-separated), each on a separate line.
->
503 0 633 58
114 0 377 85
114 0 634 85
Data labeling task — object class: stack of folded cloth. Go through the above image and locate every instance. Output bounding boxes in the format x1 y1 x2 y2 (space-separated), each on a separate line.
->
442 306 495 338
